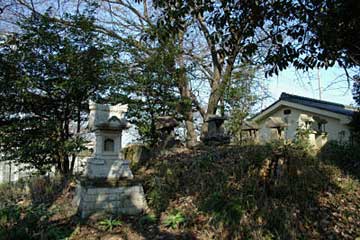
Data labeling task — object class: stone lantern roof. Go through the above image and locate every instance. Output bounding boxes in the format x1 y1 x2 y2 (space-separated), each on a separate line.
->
155 116 178 131
88 100 130 131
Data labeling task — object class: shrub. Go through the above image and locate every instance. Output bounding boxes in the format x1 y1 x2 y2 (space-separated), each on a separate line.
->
319 140 360 178
29 175 66 204
0 175 68 240
0 203 54 240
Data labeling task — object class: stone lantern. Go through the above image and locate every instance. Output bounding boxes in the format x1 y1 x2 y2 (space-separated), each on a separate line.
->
202 115 230 145
155 116 179 149
74 101 147 218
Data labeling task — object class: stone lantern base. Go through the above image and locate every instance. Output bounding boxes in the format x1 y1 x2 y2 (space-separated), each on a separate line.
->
73 179 147 218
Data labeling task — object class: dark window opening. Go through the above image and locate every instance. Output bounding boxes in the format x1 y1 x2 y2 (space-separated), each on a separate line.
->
283 109 291 115
104 138 115 152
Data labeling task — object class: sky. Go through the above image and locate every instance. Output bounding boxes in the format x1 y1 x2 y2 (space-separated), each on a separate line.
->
267 66 355 107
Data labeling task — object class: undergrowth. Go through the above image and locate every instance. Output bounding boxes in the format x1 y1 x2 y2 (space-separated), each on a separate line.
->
141 141 360 239
0 141 359 239
0 175 73 240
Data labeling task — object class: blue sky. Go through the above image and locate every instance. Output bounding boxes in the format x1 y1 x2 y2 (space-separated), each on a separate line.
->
267 66 355 107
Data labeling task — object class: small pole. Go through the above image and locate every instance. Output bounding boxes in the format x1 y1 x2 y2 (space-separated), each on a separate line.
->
317 68 322 100
8 161 11 183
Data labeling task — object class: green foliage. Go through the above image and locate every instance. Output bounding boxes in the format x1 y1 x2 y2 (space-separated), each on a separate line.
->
45 225 74 240
0 204 21 237
0 5 111 174
293 128 313 150
351 76 360 143
350 111 360 144
224 64 260 112
353 75 360 105
144 142 346 239
28 175 66 204
0 181 27 207
226 109 251 144
147 176 174 214
98 217 123 231
153 0 360 76
162 210 186 229
139 213 157 226
107 34 182 145
202 192 245 226
0 176 75 240
224 63 266 143
0 203 55 240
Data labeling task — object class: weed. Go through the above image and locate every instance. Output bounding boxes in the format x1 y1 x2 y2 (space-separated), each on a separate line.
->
139 213 157 226
163 210 186 229
202 192 245 226
98 217 123 231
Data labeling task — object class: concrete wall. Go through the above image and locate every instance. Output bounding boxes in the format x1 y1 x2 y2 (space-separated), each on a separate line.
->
0 161 31 183
0 156 87 184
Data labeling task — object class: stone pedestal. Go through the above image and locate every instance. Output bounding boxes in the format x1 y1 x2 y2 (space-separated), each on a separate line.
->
74 184 146 218
74 101 147 218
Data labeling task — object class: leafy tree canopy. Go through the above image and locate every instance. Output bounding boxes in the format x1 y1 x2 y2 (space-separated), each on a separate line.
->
150 0 360 76
0 7 112 175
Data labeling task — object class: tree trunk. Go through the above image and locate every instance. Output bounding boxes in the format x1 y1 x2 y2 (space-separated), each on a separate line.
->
200 56 236 140
177 30 197 147
200 69 222 140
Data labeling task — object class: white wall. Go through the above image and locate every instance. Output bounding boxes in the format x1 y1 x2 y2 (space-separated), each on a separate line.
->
256 106 352 144
0 161 33 183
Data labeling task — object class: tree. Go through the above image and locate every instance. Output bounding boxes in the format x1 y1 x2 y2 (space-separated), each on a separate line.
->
5 0 359 147
351 76 360 143
1 1 271 146
151 0 360 138
107 36 182 146
224 64 268 143
0 9 111 175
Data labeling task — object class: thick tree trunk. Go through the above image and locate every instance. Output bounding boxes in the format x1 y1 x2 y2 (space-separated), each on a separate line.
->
200 57 236 140
200 68 222 140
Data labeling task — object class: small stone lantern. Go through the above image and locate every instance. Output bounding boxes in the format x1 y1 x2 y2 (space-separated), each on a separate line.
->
155 116 179 149
202 115 230 144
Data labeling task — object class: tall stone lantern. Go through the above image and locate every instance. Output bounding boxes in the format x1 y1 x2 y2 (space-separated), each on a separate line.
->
74 101 147 218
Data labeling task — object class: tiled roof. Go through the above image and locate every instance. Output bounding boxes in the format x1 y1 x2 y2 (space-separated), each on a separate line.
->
252 92 355 120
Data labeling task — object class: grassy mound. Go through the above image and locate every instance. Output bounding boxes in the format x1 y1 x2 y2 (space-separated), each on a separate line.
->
0 141 359 239
138 142 360 239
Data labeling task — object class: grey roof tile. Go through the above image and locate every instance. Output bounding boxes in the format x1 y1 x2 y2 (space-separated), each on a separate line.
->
280 93 354 116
